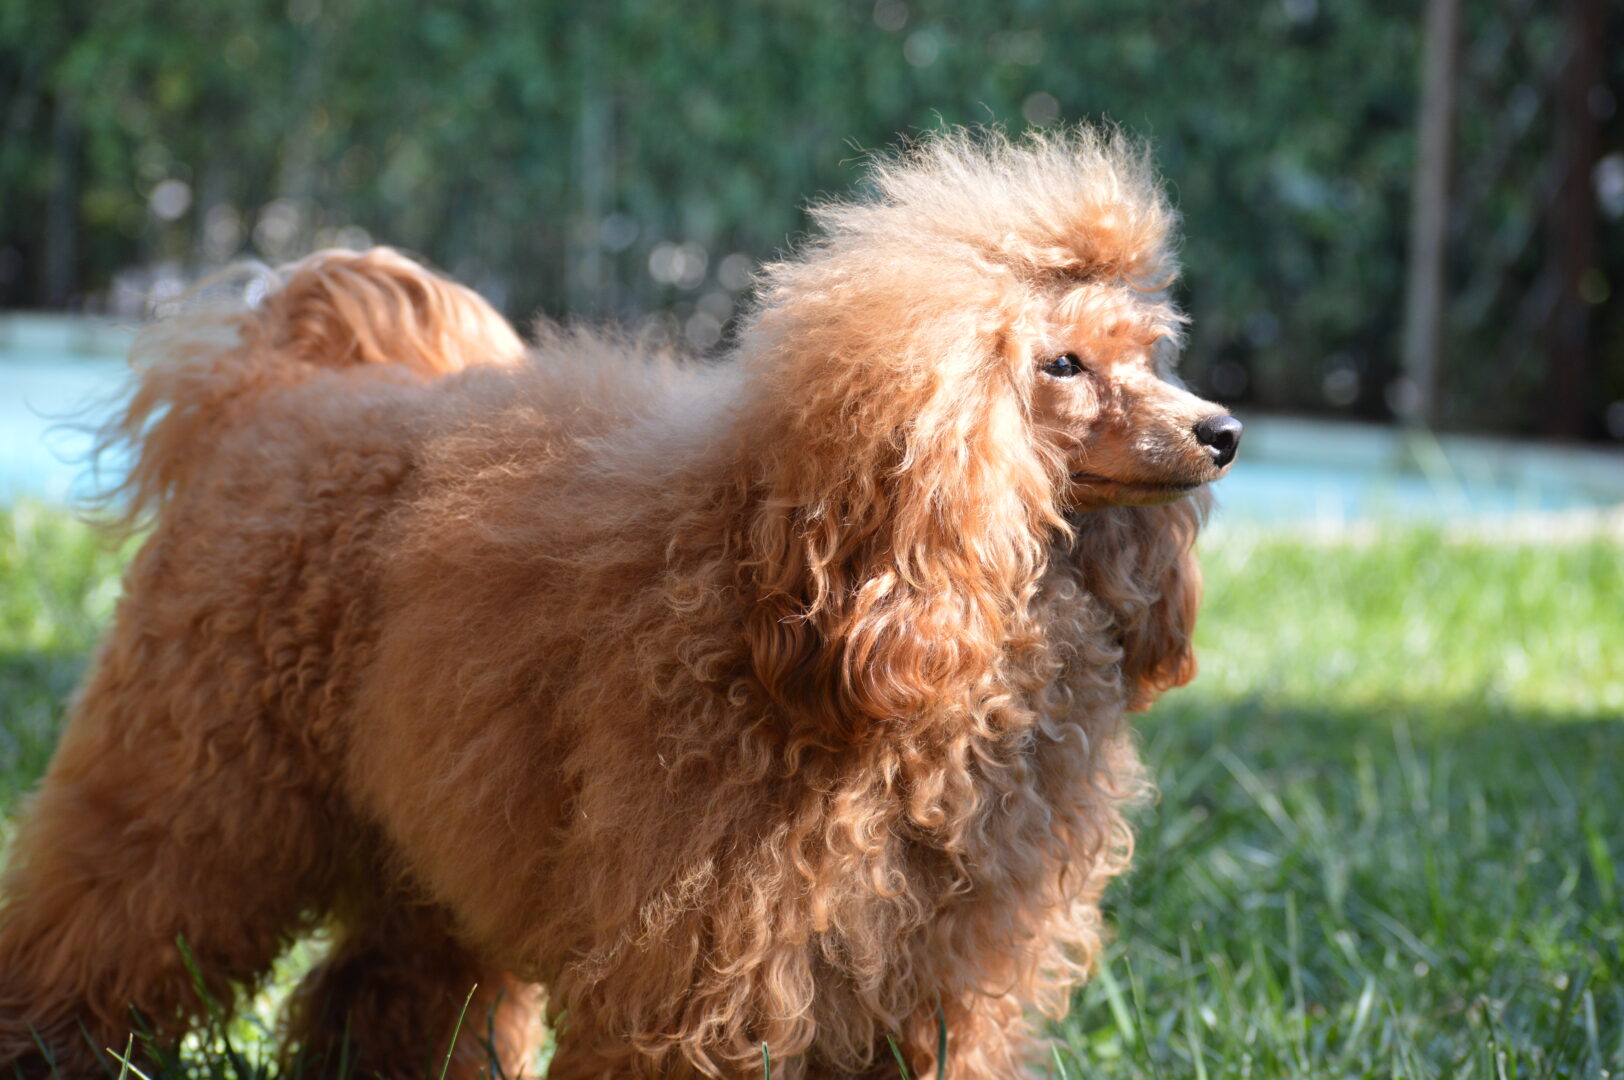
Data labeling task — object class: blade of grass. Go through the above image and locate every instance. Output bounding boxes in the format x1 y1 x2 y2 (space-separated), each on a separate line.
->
1178 938 1208 1080
335 1012 351 1080
1581 990 1600 1076
886 1036 912 1079
73 1019 116 1080
1582 811 1617 909
175 934 251 1080
438 986 478 1080
1285 892 1308 1074
934 1004 948 1080
27 1025 61 1080
105 1043 154 1080
1092 956 1136 1046
1124 957 1164 1080
1537 969 1590 1080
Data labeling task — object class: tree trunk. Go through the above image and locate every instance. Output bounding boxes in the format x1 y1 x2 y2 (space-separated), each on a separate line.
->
1400 0 1461 427
567 15 612 316
42 95 79 308
1542 0 1602 439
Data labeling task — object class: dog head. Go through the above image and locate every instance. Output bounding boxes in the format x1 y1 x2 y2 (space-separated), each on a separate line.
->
1026 287 1239 511
735 127 1233 747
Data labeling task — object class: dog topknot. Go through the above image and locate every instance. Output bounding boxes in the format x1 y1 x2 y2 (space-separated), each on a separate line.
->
798 126 1178 287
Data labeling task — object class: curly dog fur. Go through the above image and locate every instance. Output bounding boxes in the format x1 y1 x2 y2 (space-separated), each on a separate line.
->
0 127 1237 1079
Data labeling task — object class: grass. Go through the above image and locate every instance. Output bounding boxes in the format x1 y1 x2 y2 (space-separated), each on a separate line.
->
2 502 1620 1078
1066 524 1623 1078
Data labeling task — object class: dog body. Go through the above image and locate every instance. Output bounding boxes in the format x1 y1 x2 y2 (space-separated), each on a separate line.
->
0 131 1236 1079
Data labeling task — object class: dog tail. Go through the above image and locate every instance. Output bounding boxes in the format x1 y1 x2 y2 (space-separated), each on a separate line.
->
91 247 524 531
243 246 526 377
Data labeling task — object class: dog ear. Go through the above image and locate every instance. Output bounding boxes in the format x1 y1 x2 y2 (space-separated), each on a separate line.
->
1113 497 1205 712
739 308 1057 749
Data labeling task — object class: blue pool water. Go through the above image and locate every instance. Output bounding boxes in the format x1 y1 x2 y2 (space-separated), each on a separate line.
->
4 316 1623 523
2 355 130 505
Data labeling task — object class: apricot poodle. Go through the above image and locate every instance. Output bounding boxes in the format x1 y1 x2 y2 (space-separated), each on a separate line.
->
0 128 1239 1079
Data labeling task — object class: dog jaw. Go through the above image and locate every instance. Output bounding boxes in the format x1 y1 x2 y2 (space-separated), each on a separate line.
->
1065 473 1205 509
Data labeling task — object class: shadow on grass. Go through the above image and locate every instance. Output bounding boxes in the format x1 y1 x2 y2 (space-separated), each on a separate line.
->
1062 689 1623 1078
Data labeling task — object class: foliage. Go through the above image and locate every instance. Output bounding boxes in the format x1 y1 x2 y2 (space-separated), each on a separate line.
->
2 0 1621 436
1 502 1620 1076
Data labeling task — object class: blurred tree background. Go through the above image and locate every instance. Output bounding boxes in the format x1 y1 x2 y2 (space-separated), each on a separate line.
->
2 0 1620 438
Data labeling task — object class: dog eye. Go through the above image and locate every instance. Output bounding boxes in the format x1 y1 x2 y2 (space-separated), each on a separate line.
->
1042 353 1085 378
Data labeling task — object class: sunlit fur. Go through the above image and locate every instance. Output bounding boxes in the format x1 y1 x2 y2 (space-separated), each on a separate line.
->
0 128 1227 1080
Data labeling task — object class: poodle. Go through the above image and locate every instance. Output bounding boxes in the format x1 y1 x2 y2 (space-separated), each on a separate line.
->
0 127 1240 1080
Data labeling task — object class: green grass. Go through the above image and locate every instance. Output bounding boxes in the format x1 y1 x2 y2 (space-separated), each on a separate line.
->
0 502 131 807
1064 525 1623 1078
2 503 1620 1078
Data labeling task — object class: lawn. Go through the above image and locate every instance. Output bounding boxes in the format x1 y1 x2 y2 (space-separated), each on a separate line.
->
2 503 1620 1078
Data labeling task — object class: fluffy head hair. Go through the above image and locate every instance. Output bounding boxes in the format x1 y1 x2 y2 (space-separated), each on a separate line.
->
736 128 1213 755
802 126 1179 285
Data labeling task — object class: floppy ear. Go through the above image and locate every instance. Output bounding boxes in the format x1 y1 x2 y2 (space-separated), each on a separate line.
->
1103 495 1206 712
737 305 1057 748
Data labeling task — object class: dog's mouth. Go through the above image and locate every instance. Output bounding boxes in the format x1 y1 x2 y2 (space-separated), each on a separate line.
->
1068 472 1205 507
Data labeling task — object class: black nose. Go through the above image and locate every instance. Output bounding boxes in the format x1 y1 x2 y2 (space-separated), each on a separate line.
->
1193 414 1243 468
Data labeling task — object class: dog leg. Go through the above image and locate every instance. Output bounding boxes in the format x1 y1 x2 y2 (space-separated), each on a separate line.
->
286 897 542 1080
0 699 341 1079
